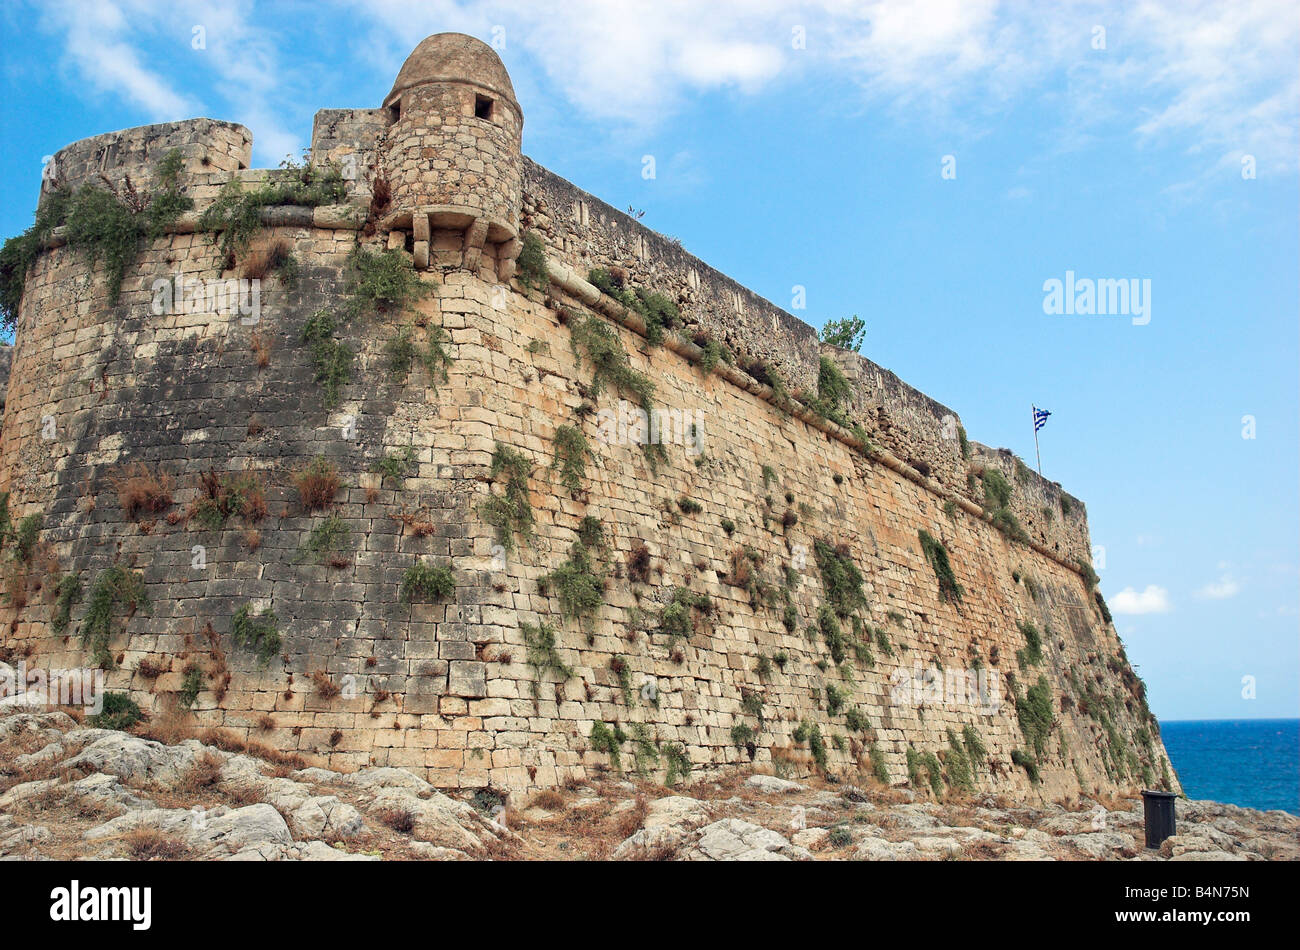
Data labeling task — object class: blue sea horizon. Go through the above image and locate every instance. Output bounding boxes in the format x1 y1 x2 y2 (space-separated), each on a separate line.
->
1159 718 1299 815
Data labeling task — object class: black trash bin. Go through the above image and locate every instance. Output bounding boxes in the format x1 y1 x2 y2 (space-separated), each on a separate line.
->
1141 789 1177 849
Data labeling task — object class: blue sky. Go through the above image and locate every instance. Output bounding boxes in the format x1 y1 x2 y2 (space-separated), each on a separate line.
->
1 1 1296 721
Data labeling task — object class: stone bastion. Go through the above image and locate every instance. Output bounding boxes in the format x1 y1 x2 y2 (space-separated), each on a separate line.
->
0 33 1177 801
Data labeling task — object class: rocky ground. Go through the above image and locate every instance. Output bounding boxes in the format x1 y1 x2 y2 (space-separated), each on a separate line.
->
1 707 1295 861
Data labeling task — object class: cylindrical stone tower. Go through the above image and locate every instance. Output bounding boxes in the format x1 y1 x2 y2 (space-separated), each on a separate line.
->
381 33 524 280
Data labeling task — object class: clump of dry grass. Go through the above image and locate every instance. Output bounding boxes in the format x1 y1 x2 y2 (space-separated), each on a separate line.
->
529 789 565 811
174 750 224 794
249 331 271 369
123 826 193 860
613 794 649 840
135 656 168 679
294 457 341 511
376 806 416 834
4 567 29 609
626 542 652 584
112 463 173 520
310 670 340 699
391 509 436 537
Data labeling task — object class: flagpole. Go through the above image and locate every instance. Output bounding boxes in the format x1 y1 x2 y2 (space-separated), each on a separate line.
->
1032 405 1043 476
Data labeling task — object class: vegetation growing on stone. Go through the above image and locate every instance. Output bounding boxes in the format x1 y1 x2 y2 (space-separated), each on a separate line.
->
400 561 455 603
539 541 605 628
299 513 351 565
845 706 871 733
698 336 733 374
659 586 710 648
481 443 534 555
819 314 866 352
300 310 354 407
921 751 945 797
590 721 627 772
294 455 341 512
232 604 281 666
198 155 347 261
516 231 548 291
610 655 634 704
1011 748 1041 784
962 724 987 770
587 267 681 345
979 467 1030 543
793 719 828 773
567 314 665 469
2 150 192 325
662 742 691 786
112 463 173 520
552 424 589 493
630 723 661 776
1076 557 1100 591
1016 620 1044 667
523 620 572 699
80 565 149 669
190 469 267 529
1094 589 1113 625
178 664 204 709
945 729 975 793
576 516 605 552
868 744 890 785
982 468 1012 509
386 324 452 389
1015 675 1055 761
918 529 963 603
51 573 83 636
87 692 143 731
344 245 431 320
12 513 41 563
371 446 416 484
730 722 757 750
814 539 867 618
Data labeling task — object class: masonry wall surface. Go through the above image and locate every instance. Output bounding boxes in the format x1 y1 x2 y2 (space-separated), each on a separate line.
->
0 115 1174 803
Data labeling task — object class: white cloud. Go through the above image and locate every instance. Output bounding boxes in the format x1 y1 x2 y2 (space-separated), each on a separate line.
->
36 0 1300 175
37 0 304 166
38 1 200 119
344 0 1298 168
1111 585 1172 615
1196 577 1240 599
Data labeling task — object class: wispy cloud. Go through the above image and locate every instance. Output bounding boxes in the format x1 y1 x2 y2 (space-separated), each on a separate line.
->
38 1 200 119
36 0 304 165
34 0 1300 176
1196 564 1242 600
1111 584 1172 615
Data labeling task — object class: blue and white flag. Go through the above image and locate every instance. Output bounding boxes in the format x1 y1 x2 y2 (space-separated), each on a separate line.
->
1033 406 1051 432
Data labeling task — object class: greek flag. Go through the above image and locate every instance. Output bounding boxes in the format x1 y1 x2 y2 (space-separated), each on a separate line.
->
1033 406 1051 432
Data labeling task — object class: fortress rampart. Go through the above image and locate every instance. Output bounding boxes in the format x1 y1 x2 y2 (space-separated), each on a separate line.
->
0 34 1173 803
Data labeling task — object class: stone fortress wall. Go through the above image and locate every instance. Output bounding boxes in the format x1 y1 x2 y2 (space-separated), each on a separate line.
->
0 34 1175 802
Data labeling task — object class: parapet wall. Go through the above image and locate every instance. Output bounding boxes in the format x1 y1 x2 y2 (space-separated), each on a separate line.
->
521 159 1093 569
44 119 251 196
0 109 1168 803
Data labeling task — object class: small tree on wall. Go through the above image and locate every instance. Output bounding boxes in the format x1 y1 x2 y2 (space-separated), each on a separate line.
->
819 315 866 352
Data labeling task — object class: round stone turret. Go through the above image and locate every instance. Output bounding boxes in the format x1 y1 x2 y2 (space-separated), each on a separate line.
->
382 33 524 280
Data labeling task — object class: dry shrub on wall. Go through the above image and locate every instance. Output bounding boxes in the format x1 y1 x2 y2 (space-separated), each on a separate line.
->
294 456 341 512
112 463 173 520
